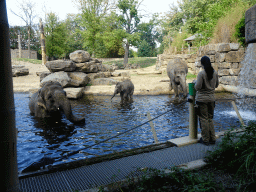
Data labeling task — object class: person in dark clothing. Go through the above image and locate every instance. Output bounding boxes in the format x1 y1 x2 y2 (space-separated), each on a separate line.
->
195 56 219 145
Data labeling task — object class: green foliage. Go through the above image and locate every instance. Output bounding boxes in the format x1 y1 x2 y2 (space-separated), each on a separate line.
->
103 57 156 69
206 121 256 183
137 40 152 57
105 167 223 191
186 72 197 80
161 0 255 50
9 26 40 52
137 15 160 57
117 0 141 65
235 16 246 46
45 13 68 59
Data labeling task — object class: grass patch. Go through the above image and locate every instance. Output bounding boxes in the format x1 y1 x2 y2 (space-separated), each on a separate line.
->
186 72 197 79
13 58 42 64
103 57 157 69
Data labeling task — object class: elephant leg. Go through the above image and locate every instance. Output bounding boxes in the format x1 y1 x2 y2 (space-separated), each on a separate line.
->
173 83 179 97
169 81 173 91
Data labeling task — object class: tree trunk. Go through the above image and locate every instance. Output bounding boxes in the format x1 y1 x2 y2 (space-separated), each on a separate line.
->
39 18 46 65
124 41 129 67
28 27 30 59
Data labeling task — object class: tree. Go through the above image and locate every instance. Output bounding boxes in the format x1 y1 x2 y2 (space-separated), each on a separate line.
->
117 0 142 66
45 13 68 59
9 26 40 52
64 14 84 57
10 0 37 58
137 15 160 56
77 0 115 56
137 40 151 57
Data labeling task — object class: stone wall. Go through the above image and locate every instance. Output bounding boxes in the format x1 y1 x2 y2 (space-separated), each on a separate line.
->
11 49 37 59
156 43 245 87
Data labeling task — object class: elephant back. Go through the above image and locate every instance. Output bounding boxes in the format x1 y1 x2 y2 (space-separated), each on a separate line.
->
167 57 188 78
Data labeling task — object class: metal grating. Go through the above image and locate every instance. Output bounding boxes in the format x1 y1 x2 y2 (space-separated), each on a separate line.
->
19 141 220 192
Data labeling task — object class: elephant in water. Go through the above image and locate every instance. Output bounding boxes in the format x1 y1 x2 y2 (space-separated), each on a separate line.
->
29 81 85 124
111 79 134 101
167 57 188 98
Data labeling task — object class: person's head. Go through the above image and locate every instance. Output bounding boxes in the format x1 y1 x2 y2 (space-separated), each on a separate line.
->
201 56 214 80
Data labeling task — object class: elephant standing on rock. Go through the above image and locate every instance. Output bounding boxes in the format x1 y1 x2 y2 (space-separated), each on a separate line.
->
111 79 134 101
29 81 85 124
167 57 188 98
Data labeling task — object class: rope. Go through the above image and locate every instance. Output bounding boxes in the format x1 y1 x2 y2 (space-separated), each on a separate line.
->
62 100 187 159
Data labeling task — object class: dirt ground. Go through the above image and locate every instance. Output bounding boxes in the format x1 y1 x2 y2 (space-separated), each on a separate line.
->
12 60 195 95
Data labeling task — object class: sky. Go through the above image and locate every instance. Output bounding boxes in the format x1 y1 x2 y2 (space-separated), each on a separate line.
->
6 0 179 26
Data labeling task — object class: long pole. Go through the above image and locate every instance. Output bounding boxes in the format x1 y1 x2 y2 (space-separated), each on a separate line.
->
188 83 198 139
0 0 19 191
39 18 46 65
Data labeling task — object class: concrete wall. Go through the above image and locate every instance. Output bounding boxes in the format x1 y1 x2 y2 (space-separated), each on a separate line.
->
10 49 37 59
156 43 245 87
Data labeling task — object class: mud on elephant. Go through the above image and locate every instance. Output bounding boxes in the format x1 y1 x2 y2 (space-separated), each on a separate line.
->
111 79 134 102
29 81 85 124
167 57 188 98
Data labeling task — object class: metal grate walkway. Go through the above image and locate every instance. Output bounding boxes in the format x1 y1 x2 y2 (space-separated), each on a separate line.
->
19 140 220 192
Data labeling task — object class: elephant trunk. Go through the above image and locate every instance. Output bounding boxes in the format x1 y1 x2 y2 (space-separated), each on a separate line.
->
180 75 187 96
55 91 85 124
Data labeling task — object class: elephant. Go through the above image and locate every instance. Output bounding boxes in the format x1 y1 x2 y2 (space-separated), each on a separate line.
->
29 81 85 124
167 57 188 98
111 79 134 101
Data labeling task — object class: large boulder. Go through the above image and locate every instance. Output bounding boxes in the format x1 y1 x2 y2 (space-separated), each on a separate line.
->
91 78 118 86
40 71 71 87
68 72 89 87
45 60 76 72
75 59 107 73
69 50 90 63
40 71 89 88
12 65 29 77
64 87 84 99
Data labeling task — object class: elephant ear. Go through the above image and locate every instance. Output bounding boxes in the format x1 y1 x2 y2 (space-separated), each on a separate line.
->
37 89 47 110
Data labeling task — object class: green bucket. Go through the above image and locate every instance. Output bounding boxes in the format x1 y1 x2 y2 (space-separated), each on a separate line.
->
188 83 196 96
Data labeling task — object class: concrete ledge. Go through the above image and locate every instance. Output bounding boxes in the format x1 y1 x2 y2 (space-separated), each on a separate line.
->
168 131 228 147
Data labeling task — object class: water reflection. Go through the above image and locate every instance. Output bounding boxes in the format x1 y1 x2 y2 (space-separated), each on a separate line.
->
14 93 256 172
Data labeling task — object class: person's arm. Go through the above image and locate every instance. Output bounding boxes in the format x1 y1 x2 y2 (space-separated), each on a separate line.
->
215 73 219 88
194 72 203 91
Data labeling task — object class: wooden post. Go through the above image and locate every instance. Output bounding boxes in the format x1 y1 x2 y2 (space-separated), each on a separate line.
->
147 112 159 144
39 18 46 65
18 34 21 58
231 101 245 127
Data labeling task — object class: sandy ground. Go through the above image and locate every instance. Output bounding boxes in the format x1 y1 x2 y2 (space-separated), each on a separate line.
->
12 60 195 95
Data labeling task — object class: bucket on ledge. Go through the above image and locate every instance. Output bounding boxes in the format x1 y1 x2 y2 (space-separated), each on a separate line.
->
188 83 196 96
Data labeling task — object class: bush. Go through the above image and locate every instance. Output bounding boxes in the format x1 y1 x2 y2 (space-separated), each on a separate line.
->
234 16 246 47
206 121 256 183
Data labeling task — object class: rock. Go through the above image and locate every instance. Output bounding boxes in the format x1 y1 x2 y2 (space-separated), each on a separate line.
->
225 50 244 63
37 71 51 82
40 71 71 87
12 65 29 77
91 78 118 86
121 71 130 77
102 64 115 72
64 87 84 99
215 52 226 63
87 72 112 83
229 43 240 51
69 50 90 63
112 72 121 77
218 43 231 53
245 4 256 43
45 60 76 72
68 72 89 87
75 59 105 73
